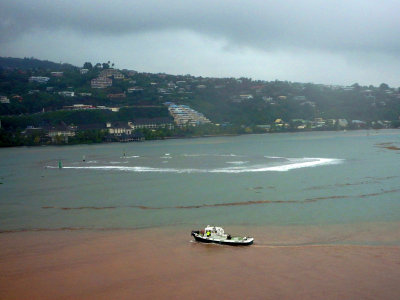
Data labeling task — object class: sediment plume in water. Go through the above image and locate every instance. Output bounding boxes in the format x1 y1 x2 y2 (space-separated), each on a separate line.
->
42 206 117 210
41 188 400 211
0 227 88 233
375 142 400 151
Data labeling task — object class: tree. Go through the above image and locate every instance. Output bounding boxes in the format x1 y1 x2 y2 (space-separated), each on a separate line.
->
379 83 389 90
351 83 361 91
83 62 93 69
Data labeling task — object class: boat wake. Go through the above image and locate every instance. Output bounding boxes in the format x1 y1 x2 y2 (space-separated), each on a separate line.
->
225 161 249 165
46 157 343 173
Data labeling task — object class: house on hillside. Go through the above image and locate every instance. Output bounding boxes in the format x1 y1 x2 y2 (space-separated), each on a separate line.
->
127 87 144 93
62 104 95 110
29 76 50 84
79 92 92 97
0 96 10 104
239 94 253 100
51 72 63 77
100 69 124 79
107 93 126 99
58 91 75 97
91 77 112 88
293 96 306 101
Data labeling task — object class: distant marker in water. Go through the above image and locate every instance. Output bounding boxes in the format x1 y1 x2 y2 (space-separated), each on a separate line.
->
83 155 86 162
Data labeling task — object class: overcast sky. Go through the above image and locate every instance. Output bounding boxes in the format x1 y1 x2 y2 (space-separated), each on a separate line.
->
1 0 399 86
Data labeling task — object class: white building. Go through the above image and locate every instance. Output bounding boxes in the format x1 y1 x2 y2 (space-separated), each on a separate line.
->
100 69 124 79
91 77 112 88
79 92 92 96
0 96 10 104
338 119 348 128
128 118 174 130
239 94 253 100
58 91 75 97
29 76 50 83
106 122 133 135
168 104 211 127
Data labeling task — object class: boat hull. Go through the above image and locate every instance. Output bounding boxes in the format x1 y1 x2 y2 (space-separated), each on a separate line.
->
191 231 253 246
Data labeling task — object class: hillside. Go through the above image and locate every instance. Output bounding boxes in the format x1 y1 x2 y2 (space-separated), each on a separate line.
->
0 56 400 146
0 57 75 71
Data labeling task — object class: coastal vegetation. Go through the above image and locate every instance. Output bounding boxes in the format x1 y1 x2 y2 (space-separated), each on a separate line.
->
0 57 399 146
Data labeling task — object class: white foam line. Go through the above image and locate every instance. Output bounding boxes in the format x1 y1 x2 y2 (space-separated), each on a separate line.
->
226 161 249 165
212 158 343 173
46 158 343 173
262 158 343 172
183 154 242 157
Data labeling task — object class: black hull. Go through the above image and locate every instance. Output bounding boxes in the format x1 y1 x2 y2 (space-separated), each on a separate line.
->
191 231 253 246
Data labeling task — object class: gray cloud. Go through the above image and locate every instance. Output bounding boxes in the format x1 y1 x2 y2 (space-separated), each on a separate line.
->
1 0 399 85
1 0 399 55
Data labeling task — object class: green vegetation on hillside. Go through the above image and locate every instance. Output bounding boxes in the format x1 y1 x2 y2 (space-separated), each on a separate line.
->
0 57 399 147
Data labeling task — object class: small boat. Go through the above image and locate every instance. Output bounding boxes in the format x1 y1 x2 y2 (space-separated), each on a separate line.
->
191 225 254 246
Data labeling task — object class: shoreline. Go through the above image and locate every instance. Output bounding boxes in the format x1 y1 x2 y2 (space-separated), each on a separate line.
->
1 228 399 299
1 127 398 149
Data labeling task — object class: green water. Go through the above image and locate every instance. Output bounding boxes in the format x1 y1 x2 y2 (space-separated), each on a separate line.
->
1 130 399 239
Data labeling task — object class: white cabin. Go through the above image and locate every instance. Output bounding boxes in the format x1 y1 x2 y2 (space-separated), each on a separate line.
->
204 225 226 237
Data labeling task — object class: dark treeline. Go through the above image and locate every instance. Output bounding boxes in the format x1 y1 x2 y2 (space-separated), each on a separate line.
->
0 57 75 71
0 108 170 131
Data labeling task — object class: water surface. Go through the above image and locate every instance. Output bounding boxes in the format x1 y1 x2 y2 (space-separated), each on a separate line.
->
1 130 399 244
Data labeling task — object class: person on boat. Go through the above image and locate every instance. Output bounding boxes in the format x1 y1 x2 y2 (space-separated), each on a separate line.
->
206 231 211 237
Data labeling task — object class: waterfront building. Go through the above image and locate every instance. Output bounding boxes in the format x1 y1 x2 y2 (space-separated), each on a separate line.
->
128 118 174 130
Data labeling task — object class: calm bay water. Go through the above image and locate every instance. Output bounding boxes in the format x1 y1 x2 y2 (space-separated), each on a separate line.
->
1 130 399 244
